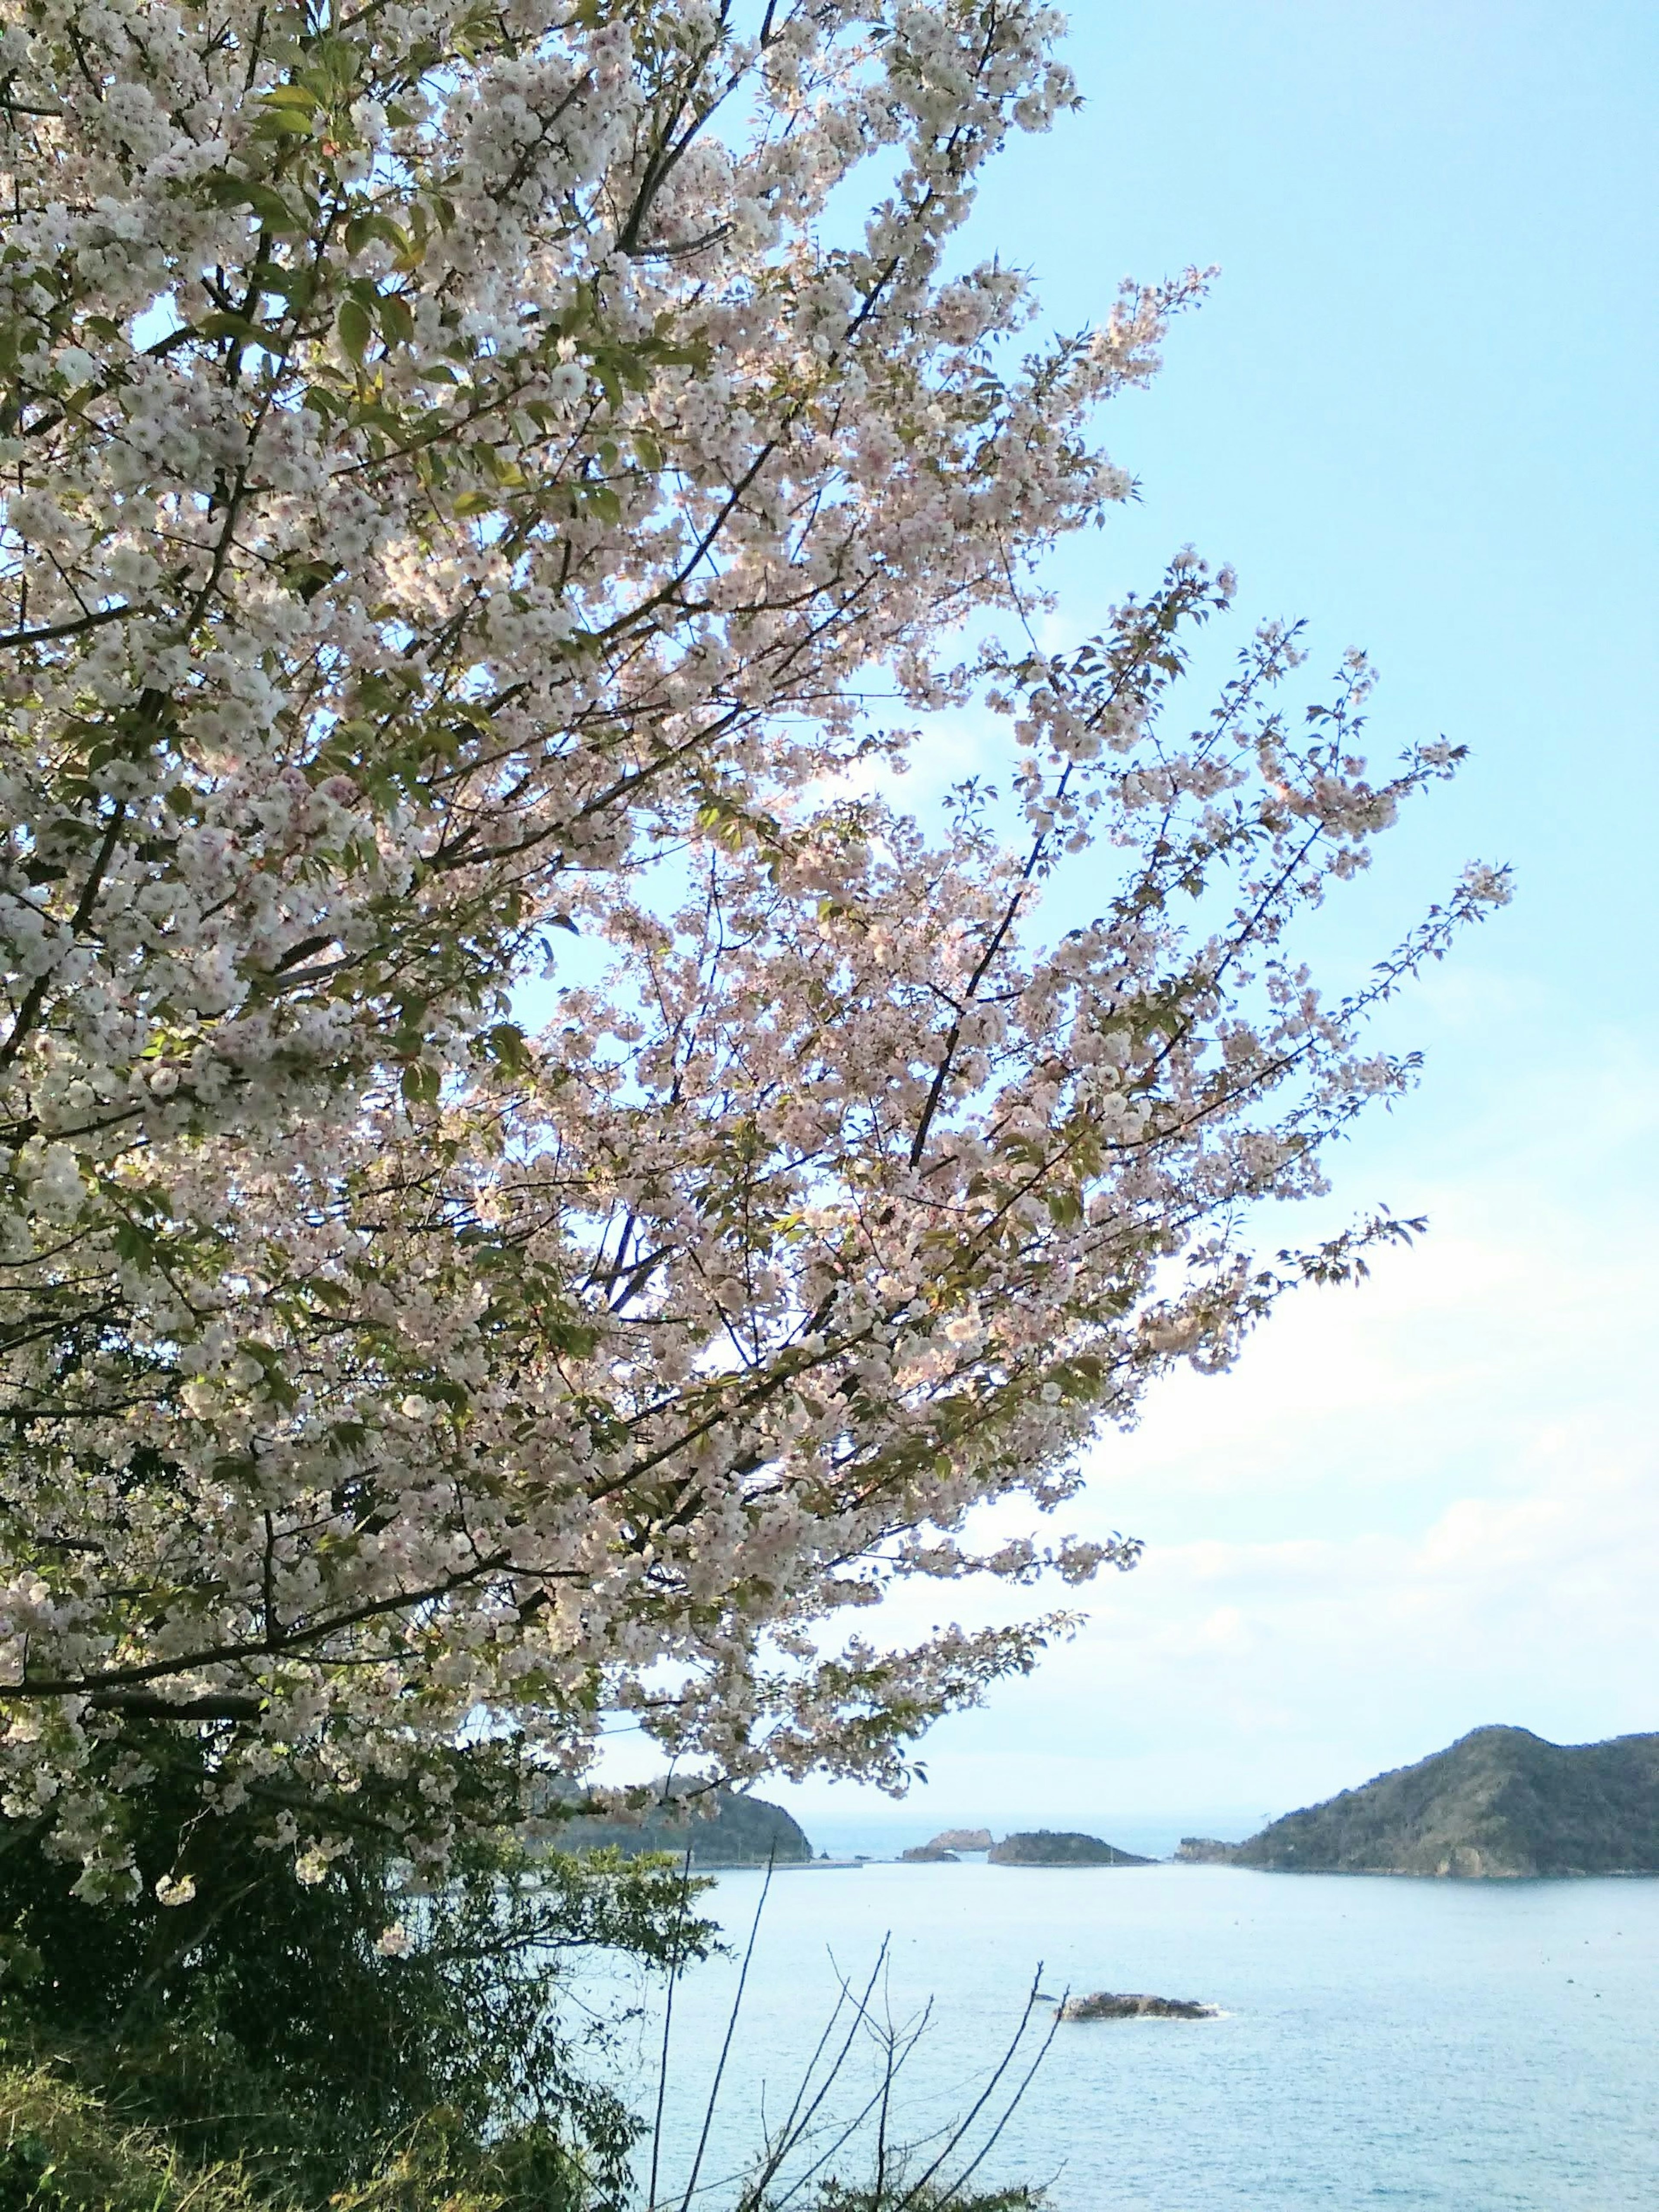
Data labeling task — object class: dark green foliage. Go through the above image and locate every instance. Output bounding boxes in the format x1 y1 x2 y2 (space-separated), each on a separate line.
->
0 1737 1047 2212
986 1832 1150 1867
1231 1725 1659 1875
0 1730 716 2209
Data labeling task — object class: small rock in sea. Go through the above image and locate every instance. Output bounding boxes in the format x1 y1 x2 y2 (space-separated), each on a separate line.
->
1058 1991 1218 2021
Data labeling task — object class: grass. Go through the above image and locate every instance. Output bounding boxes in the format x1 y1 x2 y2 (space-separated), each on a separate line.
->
0 2063 257 2212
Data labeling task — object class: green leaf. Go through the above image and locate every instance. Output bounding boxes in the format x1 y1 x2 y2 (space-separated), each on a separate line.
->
200 173 307 235
451 489 498 517
252 108 315 143
485 1023 530 1074
195 311 264 345
346 212 402 256
378 291 414 348
260 82 322 112
246 183 305 233
112 1220 156 1266
337 298 373 363
258 266 315 305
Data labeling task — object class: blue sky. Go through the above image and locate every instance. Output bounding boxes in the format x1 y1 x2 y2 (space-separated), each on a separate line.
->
770 0 1659 1840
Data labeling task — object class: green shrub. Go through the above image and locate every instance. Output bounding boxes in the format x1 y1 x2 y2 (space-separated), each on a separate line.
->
0 1732 714 2211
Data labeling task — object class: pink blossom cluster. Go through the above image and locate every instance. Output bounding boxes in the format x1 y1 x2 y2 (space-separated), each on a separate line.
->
0 0 1506 1896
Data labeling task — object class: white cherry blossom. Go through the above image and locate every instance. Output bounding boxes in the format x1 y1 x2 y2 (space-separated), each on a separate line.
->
0 0 1508 1897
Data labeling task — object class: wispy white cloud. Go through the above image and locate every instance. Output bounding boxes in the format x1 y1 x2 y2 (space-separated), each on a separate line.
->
782 1030 1659 1826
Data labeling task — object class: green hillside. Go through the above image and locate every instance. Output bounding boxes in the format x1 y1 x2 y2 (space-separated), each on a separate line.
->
547 1783 814 1867
1230 1726 1659 1876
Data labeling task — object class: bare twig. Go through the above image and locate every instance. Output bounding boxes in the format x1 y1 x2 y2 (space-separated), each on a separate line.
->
677 1849 775 2212
647 1847 696 2212
926 2004 1066 2209
891 1970 1062 2212
737 1940 892 2212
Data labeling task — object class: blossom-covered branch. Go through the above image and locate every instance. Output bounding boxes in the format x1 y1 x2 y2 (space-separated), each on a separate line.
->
0 0 1505 1897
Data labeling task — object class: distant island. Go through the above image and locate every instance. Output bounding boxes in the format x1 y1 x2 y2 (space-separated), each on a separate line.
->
1179 1726 1659 1877
547 1783 814 1867
989 1829 1152 1867
900 1827 993 1861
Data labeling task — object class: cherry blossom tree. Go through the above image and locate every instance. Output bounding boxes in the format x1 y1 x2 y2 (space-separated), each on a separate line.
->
0 0 1506 1897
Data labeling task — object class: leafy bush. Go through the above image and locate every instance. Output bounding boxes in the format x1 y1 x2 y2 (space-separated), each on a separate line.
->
0 1733 714 2210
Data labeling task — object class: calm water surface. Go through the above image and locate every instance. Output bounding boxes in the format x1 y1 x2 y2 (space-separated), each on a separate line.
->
608 1861 1659 2211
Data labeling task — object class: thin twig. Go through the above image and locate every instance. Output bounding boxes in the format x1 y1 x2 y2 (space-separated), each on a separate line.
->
737 1941 890 2212
768 1984 934 2212
677 1849 775 2212
890 1970 1056 2212
931 1999 1067 2207
647 1847 696 2212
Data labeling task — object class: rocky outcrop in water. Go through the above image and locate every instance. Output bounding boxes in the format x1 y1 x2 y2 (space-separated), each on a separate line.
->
988 1830 1151 1867
1058 1992 1218 2021
927 1827 994 1851
899 1845 960 1862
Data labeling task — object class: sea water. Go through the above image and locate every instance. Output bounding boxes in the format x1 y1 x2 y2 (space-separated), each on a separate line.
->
604 1859 1659 2211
